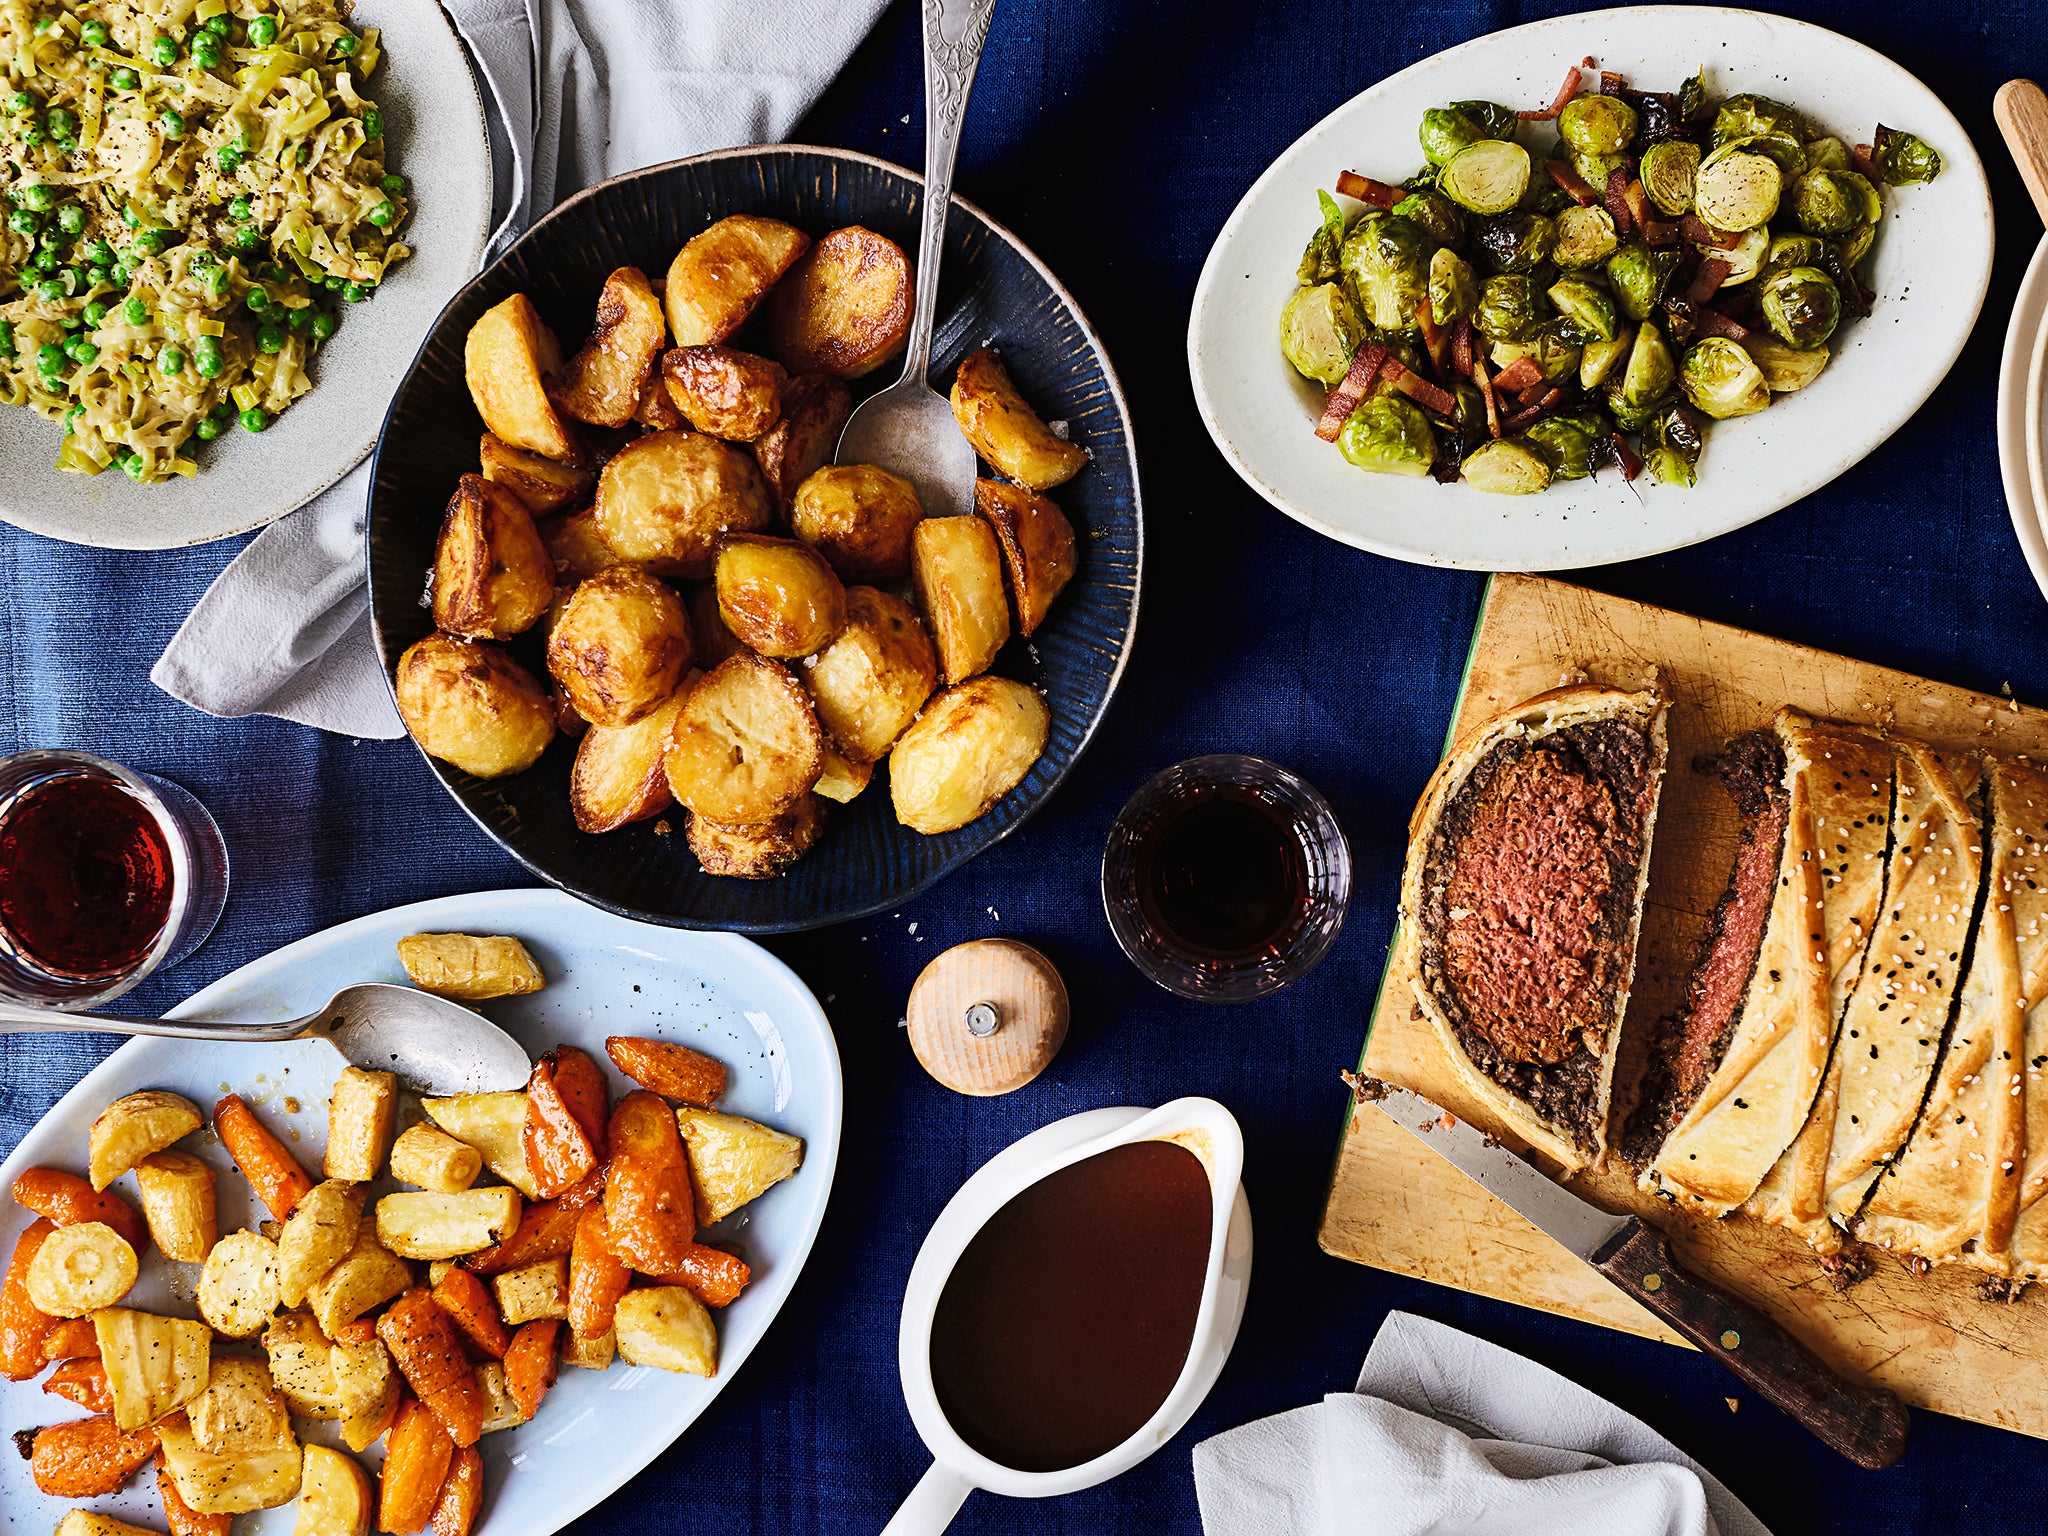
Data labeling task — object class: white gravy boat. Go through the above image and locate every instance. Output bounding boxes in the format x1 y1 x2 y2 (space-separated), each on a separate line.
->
882 1097 1253 1533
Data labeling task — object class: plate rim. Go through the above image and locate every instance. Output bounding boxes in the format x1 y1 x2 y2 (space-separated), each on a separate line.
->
1186 2 1996 572
1998 233 2048 602
363 142 1145 933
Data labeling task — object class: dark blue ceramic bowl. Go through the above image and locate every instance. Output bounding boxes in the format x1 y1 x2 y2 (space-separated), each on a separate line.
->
366 145 1142 932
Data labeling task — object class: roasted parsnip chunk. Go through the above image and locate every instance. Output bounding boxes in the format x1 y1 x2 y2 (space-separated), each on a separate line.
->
464 293 579 462
674 1109 804 1224
562 1327 616 1371
814 747 872 804
547 567 693 727
550 266 669 428
375 1189 523 1261
480 433 595 515
753 372 853 514
889 676 1051 834
395 634 556 780
262 1312 339 1418
399 934 546 1002
304 1224 412 1338
325 1068 397 1184
949 346 1090 490
27 1222 137 1317
911 515 1011 684
88 1090 202 1190
294 1443 375 1536
197 1229 280 1337
593 430 772 579
95 1307 211 1429
475 1359 529 1433
570 686 690 834
390 1123 483 1194
714 533 846 659
662 651 826 824
613 1286 718 1377
330 1333 399 1453
791 463 925 581
189 1356 293 1454
764 226 913 379
275 1180 366 1309
158 1407 302 1515
133 1151 217 1262
492 1257 569 1326
663 215 811 346
687 796 827 879
974 479 1078 636
540 507 622 584
686 582 746 668
58 1512 160 1536
421 1091 540 1197
802 586 938 762
661 345 788 441
431 475 556 641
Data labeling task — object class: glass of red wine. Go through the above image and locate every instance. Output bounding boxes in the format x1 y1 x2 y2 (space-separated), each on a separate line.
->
0 750 229 1008
1101 754 1350 1003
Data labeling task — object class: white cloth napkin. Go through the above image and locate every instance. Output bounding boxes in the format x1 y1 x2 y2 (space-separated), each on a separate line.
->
152 0 892 738
1192 1312 1772 1536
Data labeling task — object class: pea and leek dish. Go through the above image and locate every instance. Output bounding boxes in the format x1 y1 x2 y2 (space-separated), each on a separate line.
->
1280 60 1943 493
0 0 410 484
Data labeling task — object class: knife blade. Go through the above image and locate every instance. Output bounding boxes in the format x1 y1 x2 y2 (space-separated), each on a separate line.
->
1373 1085 1911 1471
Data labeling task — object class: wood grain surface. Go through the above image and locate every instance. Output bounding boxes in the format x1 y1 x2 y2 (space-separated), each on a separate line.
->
1321 573 2048 1439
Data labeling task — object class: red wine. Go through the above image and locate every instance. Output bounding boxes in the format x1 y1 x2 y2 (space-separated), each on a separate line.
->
1132 783 1310 959
0 774 174 981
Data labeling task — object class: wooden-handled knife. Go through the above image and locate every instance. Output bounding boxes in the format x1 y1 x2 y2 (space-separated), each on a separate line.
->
1373 1086 1910 1470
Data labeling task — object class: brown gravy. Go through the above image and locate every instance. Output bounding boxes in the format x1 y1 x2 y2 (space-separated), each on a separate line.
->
928 1139 1212 1472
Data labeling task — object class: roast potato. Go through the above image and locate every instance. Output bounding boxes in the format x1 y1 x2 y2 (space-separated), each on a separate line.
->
662 346 788 441
814 748 872 804
295 1442 375 1536
663 652 825 823
540 507 622 584
88 1089 202 1190
764 226 913 378
262 1312 339 1418
395 635 556 779
674 1109 803 1224
753 372 852 514
687 582 746 668
911 515 1011 684
791 463 924 581
432 474 555 640
613 1286 717 1377
974 479 1078 636
275 1180 366 1309
132 1151 216 1262
686 795 827 879
569 685 692 834
949 346 1089 490
634 374 689 431
889 675 1051 834
550 266 669 428
330 1333 399 1453
801 587 937 762
593 430 772 578
158 1408 302 1515
714 534 846 659
546 567 693 727
664 215 811 346
303 1224 412 1338
189 1355 293 1453
398 934 546 1000
464 294 579 462
375 1189 522 1260
480 433 594 515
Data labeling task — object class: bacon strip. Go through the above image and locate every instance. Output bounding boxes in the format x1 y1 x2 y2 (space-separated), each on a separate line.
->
1514 378 1552 409
1416 301 1450 375
1520 64 1582 120
1490 355 1545 394
1450 317 1475 381
1384 359 1457 416
1852 143 1878 181
1604 169 1635 237
1685 256 1732 307
1609 432 1643 481
1314 342 1388 441
1693 306 1750 341
1334 171 1405 210
1469 352 1501 439
1640 215 1680 247
1600 70 1626 94
1680 215 1740 250
1622 179 1654 233
1544 160 1600 206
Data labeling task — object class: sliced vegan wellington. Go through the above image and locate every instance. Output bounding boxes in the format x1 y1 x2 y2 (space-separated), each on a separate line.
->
1402 684 1669 1170
1632 712 1894 1216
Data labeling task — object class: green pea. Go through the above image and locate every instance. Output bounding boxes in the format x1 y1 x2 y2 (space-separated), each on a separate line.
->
20 123 42 148
149 35 178 66
322 276 341 290
191 33 222 67
111 260 133 284
286 303 310 330
37 342 65 373
6 90 33 114
256 322 284 352
240 406 268 432
84 238 114 266
64 403 83 431
31 17 51 34
204 14 230 36
361 107 381 139
194 335 224 376
295 143 309 165
195 414 223 440
160 110 184 139
211 399 236 422
0 319 12 351
83 299 110 325
249 15 277 45
66 337 96 364
135 229 168 256
110 67 139 91
19 184 55 212
332 33 359 58
366 198 395 228
80 20 108 46
228 225 260 252
228 196 252 222
160 344 185 373
203 268 229 301
7 208 39 236
378 174 405 197
341 280 366 302
56 203 84 235
46 109 75 144
121 454 145 480
245 286 269 312
121 206 141 228
310 310 337 341
217 144 242 174
30 254 56 277
124 296 148 325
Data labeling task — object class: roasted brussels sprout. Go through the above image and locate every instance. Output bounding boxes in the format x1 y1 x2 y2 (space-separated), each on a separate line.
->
1872 124 1942 186
1693 146 1782 231
1580 328 1633 390
1803 136 1851 174
1392 186 1467 247
1639 140 1700 216
1491 327 1582 384
1743 334 1829 391
1713 94 1806 149
1571 150 1630 196
1553 204 1619 269
1679 335 1771 418
1758 264 1841 349
1460 438 1551 494
1297 190 1347 286
1523 416 1598 481
1607 242 1676 321
1677 67 1709 124
1713 225 1771 287
1337 394 1438 477
1340 213 1432 333
1472 212 1556 274
1439 140 1531 215
1763 232 1827 274
1429 247 1480 326
1524 180 1576 217
1644 401 1706 487
1420 101 1515 167
1547 277 1620 343
1836 223 1875 268
1474 274 1538 343
1790 169 1880 236
1457 100 1521 139
1559 94 1639 156
1604 378 1672 434
1280 284 1368 384
1618 320 1677 406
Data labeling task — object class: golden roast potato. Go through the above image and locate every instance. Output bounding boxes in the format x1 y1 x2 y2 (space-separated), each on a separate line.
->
814 748 872 804
801 586 937 762
634 374 690 431
714 533 846 660
911 515 1011 685
791 463 924 582
764 226 913 379
753 373 852 515
547 567 693 727
949 346 1089 491
570 683 693 833
687 581 747 668
432 474 555 640
465 293 580 462
480 433 594 515
974 479 1078 637
664 215 811 346
663 651 825 823
662 346 788 441
889 675 1051 834
396 634 556 778
550 266 670 429
686 794 827 879
594 430 772 578
541 507 623 584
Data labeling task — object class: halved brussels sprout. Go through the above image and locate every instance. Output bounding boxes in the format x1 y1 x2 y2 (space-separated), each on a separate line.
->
1645 445 1695 485
1490 327 1582 384
1580 327 1633 390
1392 187 1467 248
1553 204 1619 269
1523 417 1599 481
1758 264 1841 349
1337 394 1438 477
1803 136 1851 174
1524 180 1576 216
1571 150 1630 196
1340 213 1432 334
1678 68 1709 124
1619 320 1676 405
1712 94 1806 149
1693 147 1782 231
1472 212 1556 274
1607 242 1676 321
1743 334 1829 391
1440 140 1531 215
1461 438 1551 494
1763 232 1827 275
1429 247 1480 326
1640 140 1700 216
1712 224 1772 287
1790 169 1879 236
1558 95 1638 157
1836 223 1875 267
1419 101 1518 166
1644 401 1707 487
1873 124 1942 186
1604 378 1672 433
1547 276 1619 343
1448 382 1487 439
1679 335 1771 418
1279 283 1368 385
1298 189 1348 286
1474 274 1538 343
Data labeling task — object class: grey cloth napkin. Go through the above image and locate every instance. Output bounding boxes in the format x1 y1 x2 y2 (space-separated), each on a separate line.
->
152 0 891 738
1192 1312 1772 1536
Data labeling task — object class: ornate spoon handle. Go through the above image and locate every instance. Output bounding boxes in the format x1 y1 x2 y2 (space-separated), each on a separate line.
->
899 0 998 387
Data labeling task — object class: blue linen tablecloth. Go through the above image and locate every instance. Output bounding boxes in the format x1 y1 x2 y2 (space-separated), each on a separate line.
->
3 1 2045 1530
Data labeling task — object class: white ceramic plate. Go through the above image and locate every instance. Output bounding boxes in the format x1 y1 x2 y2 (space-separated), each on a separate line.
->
1188 4 1995 571
0 889 842 1536
1997 234 2048 603
0 0 492 549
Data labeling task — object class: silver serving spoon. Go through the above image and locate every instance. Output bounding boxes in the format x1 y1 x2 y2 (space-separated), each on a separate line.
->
834 0 999 517
0 983 532 1095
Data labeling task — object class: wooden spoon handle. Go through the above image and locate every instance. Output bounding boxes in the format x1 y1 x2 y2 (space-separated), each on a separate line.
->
1996 79 2048 228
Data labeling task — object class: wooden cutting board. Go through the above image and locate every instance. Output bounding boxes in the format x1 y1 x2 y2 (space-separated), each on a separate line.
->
1320 573 2048 1438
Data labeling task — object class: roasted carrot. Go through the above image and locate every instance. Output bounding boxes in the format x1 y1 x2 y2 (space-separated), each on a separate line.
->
377 1289 484 1447
431 1269 510 1360
40 1316 100 1362
158 1448 231 1536
330 1317 379 1348
557 1164 607 1210
603 1091 696 1273
523 1052 599 1199
213 1095 314 1220
379 1397 456 1536
10 1169 149 1250
426 1444 485 1536
567 1205 631 1341
605 1035 727 1107
502 1319 560 1420
461 1197 579 1276
1 1217 58 1380
43 1357 114 1414
29 1413 159 1497
647 1242 752 1309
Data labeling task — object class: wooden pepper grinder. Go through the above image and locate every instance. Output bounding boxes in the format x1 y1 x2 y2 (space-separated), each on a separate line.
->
905 939 1068 1095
